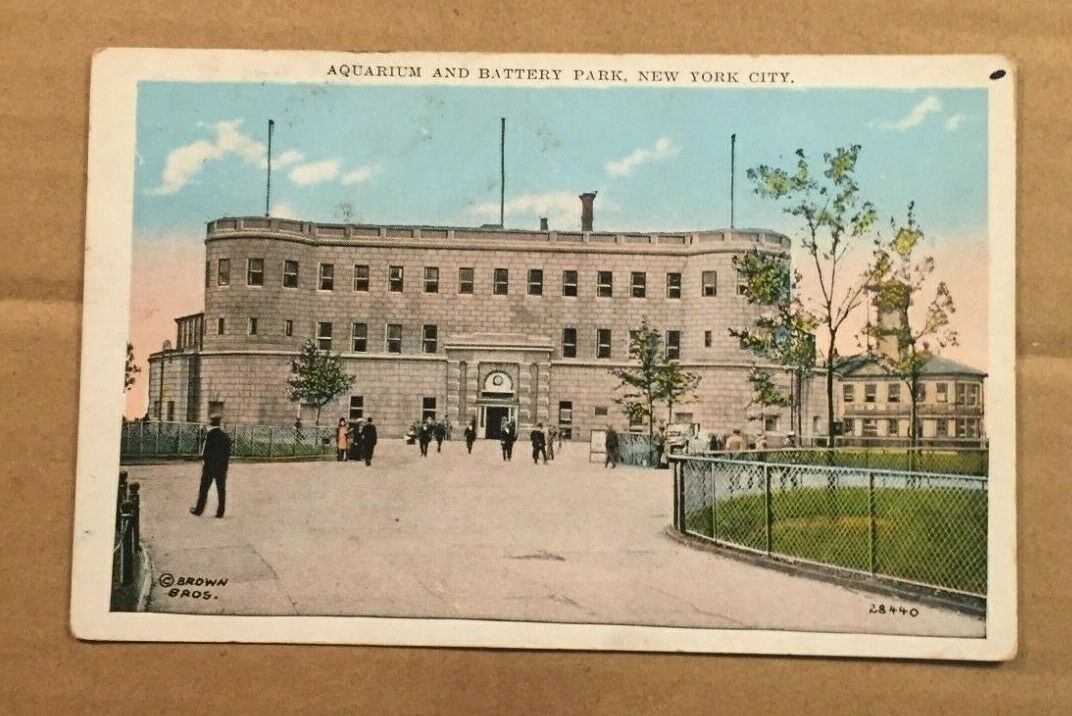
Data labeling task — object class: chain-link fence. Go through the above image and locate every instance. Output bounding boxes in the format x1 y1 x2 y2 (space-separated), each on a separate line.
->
617 432 657 467
672 455 987 596
745 448 988 477
120 421 335 460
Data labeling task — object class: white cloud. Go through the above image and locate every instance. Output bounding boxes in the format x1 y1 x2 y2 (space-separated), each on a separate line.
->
266 148 305 169
468 191 604 230
341 165 382 185
289 159 341 186
270 202 300 219
869 95 943 132
944 113 968 131
605 137 681 177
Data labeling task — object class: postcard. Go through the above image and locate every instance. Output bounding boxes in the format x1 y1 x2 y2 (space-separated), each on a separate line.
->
71 49 1016 660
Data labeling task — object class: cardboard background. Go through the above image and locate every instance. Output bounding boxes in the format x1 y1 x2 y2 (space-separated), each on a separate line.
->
0 1 1068 711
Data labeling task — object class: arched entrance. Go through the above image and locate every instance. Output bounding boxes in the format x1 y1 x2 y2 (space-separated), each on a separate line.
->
479 371 516 439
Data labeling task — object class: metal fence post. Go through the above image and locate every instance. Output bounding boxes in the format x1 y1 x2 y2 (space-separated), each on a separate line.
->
119 501 135 586
672 461 681 530
129 482 141 552
116 471 128 532
764 463 773 556
868 471 877 575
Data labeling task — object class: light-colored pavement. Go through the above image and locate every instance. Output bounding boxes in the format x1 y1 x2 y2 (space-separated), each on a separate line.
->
127 439 984 637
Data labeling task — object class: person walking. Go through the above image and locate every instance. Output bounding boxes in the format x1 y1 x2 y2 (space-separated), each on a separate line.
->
501 420 516 461
654 426 667 469
418 417 433 457
349 419 366 463
464 418 476 454
362 418 378 466
191 414 231 518
434 420 447 453
604 425 619 469
530 423 548 465
724 427 746 453
546 424 557 461
335 418 349 461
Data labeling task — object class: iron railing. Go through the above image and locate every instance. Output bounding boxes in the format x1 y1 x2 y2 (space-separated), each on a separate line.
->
671 455 988 596
120 421 335 460
617 433 658 467
111 471 142 611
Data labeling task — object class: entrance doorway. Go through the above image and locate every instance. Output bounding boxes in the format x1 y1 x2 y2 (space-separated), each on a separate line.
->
483 406 511 439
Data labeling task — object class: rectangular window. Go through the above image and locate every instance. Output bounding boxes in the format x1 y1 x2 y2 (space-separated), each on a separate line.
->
245 258 264 287
701 270 717 297
561 328 577 358
166 401 175 422
862 418 878 437
956 418 980 438
388 265 404 292
843 418 855 435
528 269 543 296
665 330 681 360
737 269 749 295
562 270 578 297
631 271 646 298
887 418 901 436
594 406 609 417
285 319 293 337
764 415 779 432
704 330 713 348
916 382 927 402
864 383 877 403
217 317 225 335
666 272 682 299
283 259 299 288
319 263 334 291
936 382 948 403
353 264 370 291
888 383 901 403
558 401 574 440
424 266 439 293
956 383 980 406
843 384 856 403
596 271 613 297
217 258 230 286
422 324 438 354
386 323 402 353
596 328 612 359
458 267 474 294
936 418 950 437
493 268 509 295
351 322 367 352
348 396 364 421
316 322 333 351
248 317 258 335
422 397 437 422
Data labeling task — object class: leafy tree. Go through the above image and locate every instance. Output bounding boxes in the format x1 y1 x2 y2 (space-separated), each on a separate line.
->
862 203 958 446
656 359 701 426
745 368 792 436
286 339 355 426
610 320 663 456
729 249 818 439
748 146 878 441
124 342 141 391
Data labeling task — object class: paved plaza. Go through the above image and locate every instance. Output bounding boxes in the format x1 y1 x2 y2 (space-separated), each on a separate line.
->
126 439 984 637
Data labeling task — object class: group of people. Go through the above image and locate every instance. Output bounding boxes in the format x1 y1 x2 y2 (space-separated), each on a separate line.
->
492 420 561 464
407 417 451 457
335 417 379 466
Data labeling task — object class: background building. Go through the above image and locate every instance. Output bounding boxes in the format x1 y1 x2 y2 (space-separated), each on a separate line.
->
148 195 830 440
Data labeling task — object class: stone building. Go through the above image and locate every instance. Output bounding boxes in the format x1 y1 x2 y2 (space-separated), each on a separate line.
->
147 196 830 440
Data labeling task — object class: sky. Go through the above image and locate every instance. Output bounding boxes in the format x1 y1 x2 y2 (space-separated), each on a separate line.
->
128 81 989 417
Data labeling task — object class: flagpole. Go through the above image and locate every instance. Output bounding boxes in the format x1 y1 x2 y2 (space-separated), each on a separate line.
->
500 117 506 228
265 119 275 217
730 133 736 229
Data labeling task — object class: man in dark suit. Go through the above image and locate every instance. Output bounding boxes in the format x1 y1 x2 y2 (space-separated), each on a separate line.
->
191 414 231 518
362 417 378 466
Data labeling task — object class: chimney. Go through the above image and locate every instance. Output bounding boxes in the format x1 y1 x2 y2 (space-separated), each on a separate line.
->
579 192 597 231
540 217 549 231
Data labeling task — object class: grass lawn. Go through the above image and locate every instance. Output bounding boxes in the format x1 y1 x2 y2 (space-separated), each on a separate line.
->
685 485 987 594
764 449 988 476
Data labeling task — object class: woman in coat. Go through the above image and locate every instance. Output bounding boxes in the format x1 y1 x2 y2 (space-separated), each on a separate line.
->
336 418 349 461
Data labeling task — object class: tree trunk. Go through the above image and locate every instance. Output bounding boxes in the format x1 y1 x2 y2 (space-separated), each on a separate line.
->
314 404 321 427
825 339 836 449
